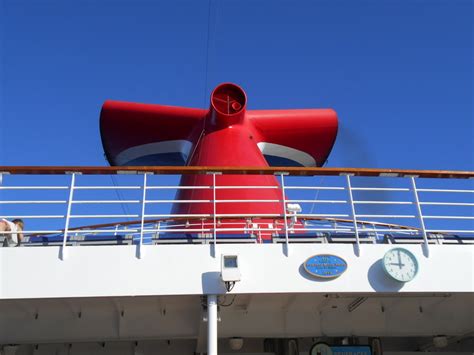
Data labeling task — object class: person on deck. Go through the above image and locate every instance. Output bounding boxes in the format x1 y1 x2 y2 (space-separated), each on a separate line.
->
0 219 24 247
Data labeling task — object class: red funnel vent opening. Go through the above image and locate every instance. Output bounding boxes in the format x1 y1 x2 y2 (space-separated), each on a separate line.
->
211 83 247 116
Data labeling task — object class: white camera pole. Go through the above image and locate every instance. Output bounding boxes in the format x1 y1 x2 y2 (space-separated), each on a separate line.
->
207 294 218 355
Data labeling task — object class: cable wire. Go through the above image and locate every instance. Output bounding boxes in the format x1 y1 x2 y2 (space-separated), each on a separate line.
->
110 175 132 222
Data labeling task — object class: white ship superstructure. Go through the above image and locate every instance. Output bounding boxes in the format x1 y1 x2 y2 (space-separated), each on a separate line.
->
0 166 473 355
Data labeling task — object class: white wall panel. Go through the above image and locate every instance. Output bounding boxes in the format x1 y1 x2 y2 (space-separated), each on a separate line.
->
0 244 472 299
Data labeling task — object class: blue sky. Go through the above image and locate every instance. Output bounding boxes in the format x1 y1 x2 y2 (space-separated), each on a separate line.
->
0 0 472 170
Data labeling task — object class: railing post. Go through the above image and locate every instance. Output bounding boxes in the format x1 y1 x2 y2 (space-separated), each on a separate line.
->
156 221 161 242
345 175 360 256
61 173 76 260
279 173 290 255
410 176 429 256
212 173 217 250
138 173 148 259
372 222 378 244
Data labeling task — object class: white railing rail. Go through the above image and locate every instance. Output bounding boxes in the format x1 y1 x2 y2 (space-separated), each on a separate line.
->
138 173 148 259
345 174 361 255
279 173 290 254
61 173 76 259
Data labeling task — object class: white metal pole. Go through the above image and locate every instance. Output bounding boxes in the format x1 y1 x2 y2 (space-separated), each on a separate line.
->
207 294 218 355
410 177 429 254
138 173 148 259
212 173 217 247
345 175 361 255
280 174 289 253
62 173 76 260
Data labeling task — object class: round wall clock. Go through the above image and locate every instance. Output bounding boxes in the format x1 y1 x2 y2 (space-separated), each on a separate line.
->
383 248 418 282
309 342 333 355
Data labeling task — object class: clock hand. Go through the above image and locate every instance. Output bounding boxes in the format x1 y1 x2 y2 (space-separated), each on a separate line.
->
390 262 405 267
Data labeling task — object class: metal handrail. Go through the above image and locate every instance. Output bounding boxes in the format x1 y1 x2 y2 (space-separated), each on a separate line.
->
20 215 421 237
0 166 473 178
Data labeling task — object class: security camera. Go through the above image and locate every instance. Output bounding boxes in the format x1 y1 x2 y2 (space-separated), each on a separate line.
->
433 335 448 348
229 337 244 350
221 255 241 292
287 203 302 214
287 203 302 229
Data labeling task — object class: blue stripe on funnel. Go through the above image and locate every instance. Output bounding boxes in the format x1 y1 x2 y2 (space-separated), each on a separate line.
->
263 155 304 167
124 153 186 166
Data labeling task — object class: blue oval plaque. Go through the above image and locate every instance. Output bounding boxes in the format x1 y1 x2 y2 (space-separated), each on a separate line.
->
304 254 347 278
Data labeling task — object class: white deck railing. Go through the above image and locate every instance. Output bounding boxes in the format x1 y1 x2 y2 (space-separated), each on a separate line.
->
0 167 472 257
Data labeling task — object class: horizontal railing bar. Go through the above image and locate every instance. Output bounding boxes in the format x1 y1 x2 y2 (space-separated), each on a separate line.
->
417 188 474 193
146 200 211 203
1 166 472 179
216 213 282 217
215 228 273 232
303 223 342 227
426 229 474 233
19 228 474 238
0 200 66 204
351 187 410 191
142 227 355 233
355 214 416 218
0 186 69 190
6 217 292 234
215 199 281 203
0 186 469 194
420 202 474 206
44 216 427 233
286 199 347 203
145 214 213 218
73 186 141 190
68 229 139 233
423 215 474 220
72 200 140 204
24 229 139 235
21 230 64 234
354 201 413 205
163 223 204 228
284 186 345 190
164 222 248 228
0 215 65 219
146 213 284 218
215 186 280 189
70 215 140 218
145 229 211 233
358 228 419 232
219 228 350 232
147 186 211 190
149 200 355 205
298 213 350 217
213 222 247 225
290 228 353 232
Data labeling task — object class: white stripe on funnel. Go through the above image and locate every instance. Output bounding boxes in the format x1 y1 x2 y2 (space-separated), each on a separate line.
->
257 142 316 167
115 140 193 165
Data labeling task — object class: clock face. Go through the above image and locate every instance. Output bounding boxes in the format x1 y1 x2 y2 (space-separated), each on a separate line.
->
383 248 418 282
310 343 333 355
